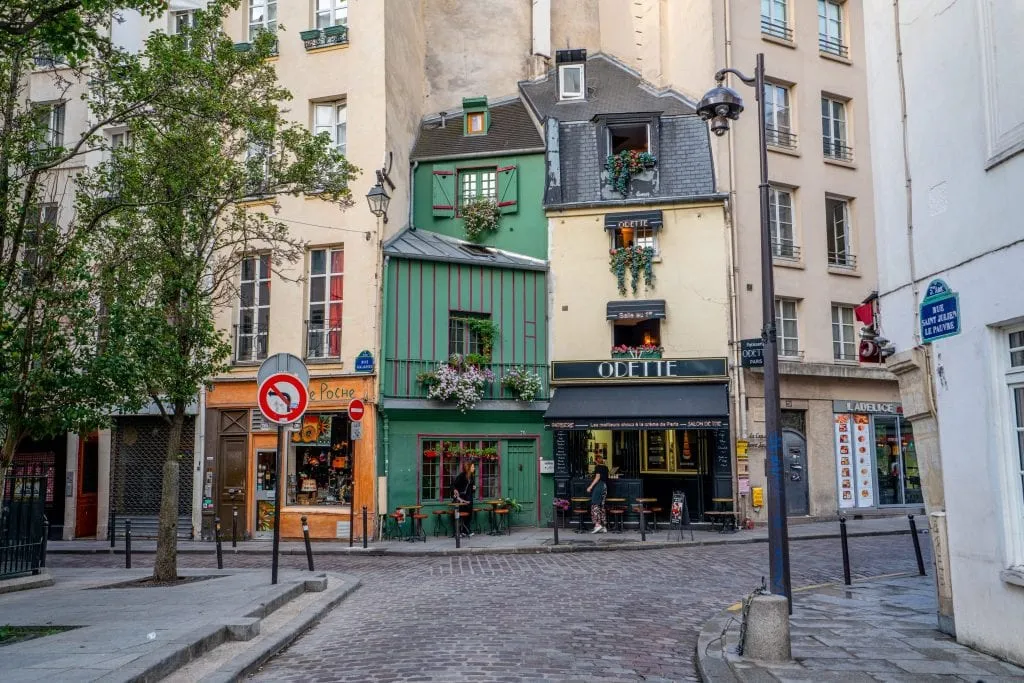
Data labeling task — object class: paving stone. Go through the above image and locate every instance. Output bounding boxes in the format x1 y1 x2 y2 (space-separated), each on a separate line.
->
890 658 990 675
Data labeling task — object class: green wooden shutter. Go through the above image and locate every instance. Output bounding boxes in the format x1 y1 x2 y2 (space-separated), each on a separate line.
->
497 164 518 214
431 166 456 218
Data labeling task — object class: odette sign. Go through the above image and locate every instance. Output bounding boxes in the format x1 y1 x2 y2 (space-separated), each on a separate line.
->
550 357 728 384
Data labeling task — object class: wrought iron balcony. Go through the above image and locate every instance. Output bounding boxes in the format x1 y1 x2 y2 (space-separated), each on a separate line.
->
761 17 793 42
383 359 550 402
827 251 857 269
766 126 798 149
233 323 268 364
305 320 342 361
819 35 849 58
771 241 801 260
823 139 854 162
301 24 349 51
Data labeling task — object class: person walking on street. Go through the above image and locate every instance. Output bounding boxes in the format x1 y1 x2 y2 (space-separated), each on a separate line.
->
587 454 609 533
452 462 476 537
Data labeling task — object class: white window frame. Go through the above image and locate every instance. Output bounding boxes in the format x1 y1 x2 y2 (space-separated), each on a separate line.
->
307 247 344 359
775 298 800 358
768 185 796 258
818 0 844 49
1002 326 1024 571
33 102 65 150
831 304 856 361
314 102 346 155
237 254 270 363
826 196 852 267
171 9 194 35
762 0 788 27
558 64 585 101
606 122 651 156
764 82 793 146
315 0 348 29
822 96 849 159
248 0 277 41
458 167 497 207
609 223 658 256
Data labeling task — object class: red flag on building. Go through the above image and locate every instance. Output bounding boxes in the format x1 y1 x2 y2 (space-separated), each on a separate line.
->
854 302 874 327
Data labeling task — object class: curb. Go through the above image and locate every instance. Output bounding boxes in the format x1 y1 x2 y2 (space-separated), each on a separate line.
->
201 572 360 683
0 570 54 594
47 528 915 558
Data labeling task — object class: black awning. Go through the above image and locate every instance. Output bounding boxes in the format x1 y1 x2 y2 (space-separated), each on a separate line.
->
606 299 666 320
544 384 728 430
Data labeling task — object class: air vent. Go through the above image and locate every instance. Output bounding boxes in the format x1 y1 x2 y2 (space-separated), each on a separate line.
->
250 410 274 433
555 48 587 64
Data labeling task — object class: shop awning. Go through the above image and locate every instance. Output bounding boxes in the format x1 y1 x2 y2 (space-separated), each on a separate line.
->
606 299 666 320
543 383 728 430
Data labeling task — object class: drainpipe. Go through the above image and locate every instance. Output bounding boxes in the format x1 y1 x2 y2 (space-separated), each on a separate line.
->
408 160 418 231
893 0 920 344
192 385 207 540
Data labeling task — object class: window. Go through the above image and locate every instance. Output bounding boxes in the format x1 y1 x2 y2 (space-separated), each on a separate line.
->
822 97 851 161
764 83 795 148
466 112 485 135
289 413 352 507
559 64 585 100
1008 331 1024 534
314 102 346 155
237 254 270 362
33 103 65 150
818 0 847 57
246 142 274 195
1011 330 1024 368
831 305 856 361
775 299 799 357
22 204 56 286
171 10 194 35
458 168 497 207
307 247 343 359
826 197 854 267
612 319 661 353
315 0 347 29
769 186 796 258
761 0 791 41
610 221 658 254
422 439 500 502
448 312 490 357
608 123 649 155
248 0 277 41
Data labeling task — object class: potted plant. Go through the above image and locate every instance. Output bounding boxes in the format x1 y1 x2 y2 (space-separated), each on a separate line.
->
417 354 494 412
605 150 657 196
500 497 523 513
501 366 543 401
299 29 322 41
322 24 348 42
609 244 656 296
423 449 439 460
461 197 500 241
611 344 664 359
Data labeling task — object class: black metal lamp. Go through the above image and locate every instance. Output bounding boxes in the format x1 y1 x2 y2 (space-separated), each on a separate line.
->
365 182 390 223
696 83 745 137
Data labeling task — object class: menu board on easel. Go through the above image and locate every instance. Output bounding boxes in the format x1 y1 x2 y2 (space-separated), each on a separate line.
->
834 414 855 509
852 415 874 507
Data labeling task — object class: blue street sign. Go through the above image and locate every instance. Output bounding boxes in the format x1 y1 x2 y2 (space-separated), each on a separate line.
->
354 350 375 373
920 279 960 344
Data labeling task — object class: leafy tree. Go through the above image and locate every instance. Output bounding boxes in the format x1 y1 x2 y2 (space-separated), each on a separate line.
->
91 1 357 580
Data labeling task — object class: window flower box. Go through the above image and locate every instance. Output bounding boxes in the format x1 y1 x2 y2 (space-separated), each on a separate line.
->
300 29 322 41
611 345 664 359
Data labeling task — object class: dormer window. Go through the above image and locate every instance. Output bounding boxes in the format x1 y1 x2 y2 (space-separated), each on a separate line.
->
466 112 485 134
556 49 587 101
608 123 650 154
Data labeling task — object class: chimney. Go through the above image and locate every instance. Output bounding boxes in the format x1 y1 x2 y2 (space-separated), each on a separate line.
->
439 112 447 128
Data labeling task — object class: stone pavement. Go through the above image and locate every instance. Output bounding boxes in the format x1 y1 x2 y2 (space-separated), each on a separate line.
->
697 574 1024 682
47 514 917 557
0 567 357 682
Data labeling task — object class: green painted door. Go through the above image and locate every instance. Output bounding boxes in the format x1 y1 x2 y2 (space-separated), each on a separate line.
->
504 440 538 526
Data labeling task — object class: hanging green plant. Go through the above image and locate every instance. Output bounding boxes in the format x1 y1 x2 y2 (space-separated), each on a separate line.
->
608 245 656 296
463 318 499 357
460 197 501 241
605 150 657 196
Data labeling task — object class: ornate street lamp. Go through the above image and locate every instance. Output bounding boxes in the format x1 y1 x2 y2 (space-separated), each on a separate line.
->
365 182 390 223
698 53 792 606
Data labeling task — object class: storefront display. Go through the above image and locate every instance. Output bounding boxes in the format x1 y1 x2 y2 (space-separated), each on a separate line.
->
289 413 352 507
832 400 919 509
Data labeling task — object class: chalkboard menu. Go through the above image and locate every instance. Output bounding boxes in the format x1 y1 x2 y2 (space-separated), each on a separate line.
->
714 429 731 474
554 431 569 476
647 431 666 470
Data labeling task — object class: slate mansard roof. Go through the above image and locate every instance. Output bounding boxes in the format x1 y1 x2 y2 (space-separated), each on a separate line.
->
411 97 545 161
383 228 547 272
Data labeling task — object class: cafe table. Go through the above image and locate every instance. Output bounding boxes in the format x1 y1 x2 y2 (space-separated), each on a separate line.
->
634 497 658 531
605 497 626 532
401 504 424 542
483 499 504 535
570 497 591 533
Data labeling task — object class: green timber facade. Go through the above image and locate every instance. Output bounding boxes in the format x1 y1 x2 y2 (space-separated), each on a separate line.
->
379 96 552 527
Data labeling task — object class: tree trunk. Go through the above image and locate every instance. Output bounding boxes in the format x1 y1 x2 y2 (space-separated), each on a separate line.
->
153 406 186 581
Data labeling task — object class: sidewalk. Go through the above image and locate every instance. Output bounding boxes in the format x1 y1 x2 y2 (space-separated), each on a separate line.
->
48 514 918 556
0 567 358 682
697 574 1024 682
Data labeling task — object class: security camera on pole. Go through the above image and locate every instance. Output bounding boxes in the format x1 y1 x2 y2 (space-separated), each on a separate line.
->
257 353 309 585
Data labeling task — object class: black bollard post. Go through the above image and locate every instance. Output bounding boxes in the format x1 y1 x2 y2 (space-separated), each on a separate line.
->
362 506 368 549
40 515 49 570
909 514 926 576
109 510 116 548
553 504 559 546
640 507 647 542
840 516 851 585
302 516 314 571
125 519 132 569
455 508 461 549
232 506 238 548
214 517 224 570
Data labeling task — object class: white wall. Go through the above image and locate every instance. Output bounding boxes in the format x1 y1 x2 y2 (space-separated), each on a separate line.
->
865 0 1024 665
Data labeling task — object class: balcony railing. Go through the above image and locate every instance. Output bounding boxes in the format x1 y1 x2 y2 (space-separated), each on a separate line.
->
766 126 798 149
301 24 349 51
828 251 857 269
233 323 268 364
771 241 801 260
233 40 278 57
761 17 793 42
834 349 859 362
819 35 849 58
305 321 342 361
823 139 854 162
778 348 804 361
383 359 550 402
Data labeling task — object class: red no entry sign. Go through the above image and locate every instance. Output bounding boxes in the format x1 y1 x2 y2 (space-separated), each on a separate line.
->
347 398 365 422
257 373 309 425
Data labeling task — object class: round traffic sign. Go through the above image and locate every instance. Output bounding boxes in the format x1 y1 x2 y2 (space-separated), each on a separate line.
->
347 399 365 422
258 373 309 425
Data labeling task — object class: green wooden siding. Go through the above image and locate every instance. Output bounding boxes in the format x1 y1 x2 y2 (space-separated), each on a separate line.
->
413 154 547 259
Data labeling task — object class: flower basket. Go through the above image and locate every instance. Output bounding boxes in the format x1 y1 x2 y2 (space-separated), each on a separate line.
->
553 498 571 512
501 366 543 402
322 24 348 39
417 354 494 412
300 29 322 41
460 197 500 241
611 344 664 359
605 150 656 196
609 245 656 295
423 449 439 460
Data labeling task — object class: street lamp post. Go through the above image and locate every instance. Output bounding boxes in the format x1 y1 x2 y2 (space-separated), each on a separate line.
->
698 53 792 606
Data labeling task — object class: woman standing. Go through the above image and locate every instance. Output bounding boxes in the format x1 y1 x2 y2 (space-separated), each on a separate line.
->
586 454 609 533
452 461 476 537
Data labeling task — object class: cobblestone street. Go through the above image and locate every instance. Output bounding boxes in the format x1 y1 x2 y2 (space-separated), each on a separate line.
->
51 534 933 682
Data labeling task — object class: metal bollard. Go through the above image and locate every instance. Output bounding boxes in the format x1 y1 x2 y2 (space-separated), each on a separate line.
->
840 516 851 585
40 515 49 570
125 519 132 569
455 509 461 549
232 506 238 548
362 506 368 549
214 516 224 570
109 510 116 548
301 516 314 571
640 508 647 542
909 515 926 576
553 504 559 546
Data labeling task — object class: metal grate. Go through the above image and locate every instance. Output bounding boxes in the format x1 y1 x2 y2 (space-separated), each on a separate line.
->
1 468 48 578
250 410 275 433
111 417 194 521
